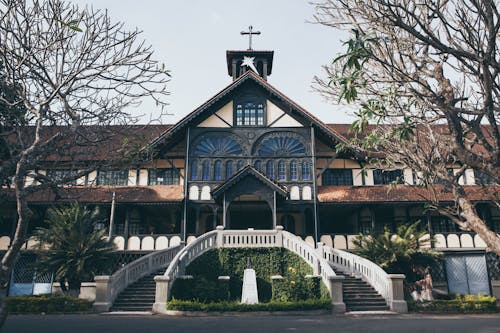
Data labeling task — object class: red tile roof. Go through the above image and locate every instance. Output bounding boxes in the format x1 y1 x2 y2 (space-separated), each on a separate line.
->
317 185 500 203
1 185 184 204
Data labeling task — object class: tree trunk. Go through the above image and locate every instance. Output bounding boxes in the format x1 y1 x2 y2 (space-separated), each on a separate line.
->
454 186 500 255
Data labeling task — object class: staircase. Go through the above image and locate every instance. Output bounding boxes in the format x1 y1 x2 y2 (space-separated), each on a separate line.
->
332 267 390 312
110 269 163 312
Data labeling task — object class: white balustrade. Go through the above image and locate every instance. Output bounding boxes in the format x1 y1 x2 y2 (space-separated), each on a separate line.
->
93 245 181 312
321 245 407 312
154 226 342 313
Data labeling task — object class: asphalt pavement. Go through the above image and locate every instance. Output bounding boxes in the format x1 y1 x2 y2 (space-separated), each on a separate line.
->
3 313 500 333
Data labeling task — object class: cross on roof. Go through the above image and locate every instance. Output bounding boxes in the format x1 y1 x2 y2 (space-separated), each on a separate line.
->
240 25 261 50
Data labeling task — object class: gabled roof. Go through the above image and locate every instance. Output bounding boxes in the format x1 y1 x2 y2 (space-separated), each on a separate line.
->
211 164 288 199
149 70 358 155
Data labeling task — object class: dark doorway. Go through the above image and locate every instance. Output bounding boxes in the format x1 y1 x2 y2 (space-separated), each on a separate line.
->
228 195 273 229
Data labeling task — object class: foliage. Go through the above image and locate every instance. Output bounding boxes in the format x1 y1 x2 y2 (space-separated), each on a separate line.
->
33 203 115 294
166 299 332 312
314 0 500 255
408 294 497 313
6 295 92 314
170 248 326 303
271 274 323 302
353 222 441 287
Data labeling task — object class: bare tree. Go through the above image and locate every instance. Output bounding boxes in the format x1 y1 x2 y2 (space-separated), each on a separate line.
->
0 0 169 325
313 0 500 254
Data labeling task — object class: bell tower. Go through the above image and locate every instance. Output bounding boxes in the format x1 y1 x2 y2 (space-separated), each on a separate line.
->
226 26 274 81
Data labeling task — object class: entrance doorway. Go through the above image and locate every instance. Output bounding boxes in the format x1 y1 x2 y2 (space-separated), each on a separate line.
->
227 194 273 229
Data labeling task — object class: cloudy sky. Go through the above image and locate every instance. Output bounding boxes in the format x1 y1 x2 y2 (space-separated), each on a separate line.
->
70 0 356 124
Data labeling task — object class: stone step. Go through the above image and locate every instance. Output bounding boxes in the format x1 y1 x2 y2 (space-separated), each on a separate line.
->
344 300 387 305
115 296 155 302
343 294 384 300
113 302 154 307
111 306 153 312
347 305 390 311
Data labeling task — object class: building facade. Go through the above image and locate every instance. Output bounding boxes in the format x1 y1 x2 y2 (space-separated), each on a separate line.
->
2 47 499 298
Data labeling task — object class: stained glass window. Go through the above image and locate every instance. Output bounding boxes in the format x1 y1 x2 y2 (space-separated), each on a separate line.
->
235 102 264 126
254 160 262 173
290 160 298 180
302 161 310 180
225 161 234 179
278 161 286 180
257 136 305 156
190 160 198 180
194 136 243 156
266 160 275 179
202 160 211 181
214 160 222 181
148 169 180 185
97 169 128 186
237 160 244 171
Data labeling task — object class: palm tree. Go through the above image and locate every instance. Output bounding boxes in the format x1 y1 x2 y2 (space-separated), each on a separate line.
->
353 222 441 292
34 203 115 296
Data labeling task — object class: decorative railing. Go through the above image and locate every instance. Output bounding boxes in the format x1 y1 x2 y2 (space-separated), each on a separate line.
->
320 245 407 312
93 245 181 312
153 226 343 313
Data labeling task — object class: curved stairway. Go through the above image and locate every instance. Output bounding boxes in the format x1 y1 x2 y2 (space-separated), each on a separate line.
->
110 269 163 312
332 267 389 312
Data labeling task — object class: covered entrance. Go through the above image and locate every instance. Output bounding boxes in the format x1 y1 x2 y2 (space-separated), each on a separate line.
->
212 165 288 230
227 194 272 229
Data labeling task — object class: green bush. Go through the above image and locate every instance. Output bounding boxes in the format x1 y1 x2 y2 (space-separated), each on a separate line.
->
170 248 325 303
6 295 92 314
271 274 322 302
167 298 332 312
408 294 497 313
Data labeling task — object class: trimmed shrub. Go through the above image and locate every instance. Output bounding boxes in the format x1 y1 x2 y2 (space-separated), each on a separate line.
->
167 298 332 312
170 248 325 303
6 295 92 314
408 294 497 313
272 274 322 302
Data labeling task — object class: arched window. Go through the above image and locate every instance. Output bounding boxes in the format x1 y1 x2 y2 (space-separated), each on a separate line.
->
194 135 243 156
237 160 244 171
257 135 306 156
290 160 298 180
214 160 222 181
254 160 262 173
202 160 210 181
302 161 311 180
190 160 198 180
266 160 275 179
225 161 234 179
278 160 286 180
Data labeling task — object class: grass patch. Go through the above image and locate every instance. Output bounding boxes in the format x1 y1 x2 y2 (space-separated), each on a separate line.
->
167 298 332 312
6 294 92 314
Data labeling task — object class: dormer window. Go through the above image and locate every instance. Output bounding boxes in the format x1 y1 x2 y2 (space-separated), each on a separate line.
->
235 98 265 126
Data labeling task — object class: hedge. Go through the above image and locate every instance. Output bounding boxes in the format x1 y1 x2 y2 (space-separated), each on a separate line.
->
408 294 497 313
167 298 332 312
6 295 92 314
171 248 328 303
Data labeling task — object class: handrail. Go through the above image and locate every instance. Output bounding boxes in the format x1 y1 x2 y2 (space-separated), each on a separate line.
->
159 227 338 307
93 245 181 311
321 245 407 312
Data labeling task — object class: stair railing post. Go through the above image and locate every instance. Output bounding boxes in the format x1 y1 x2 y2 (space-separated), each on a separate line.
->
93 275 112 312
153 275 171 314
329 275 346 313
275 225 283 247
387 274 408 313
216 225 224 248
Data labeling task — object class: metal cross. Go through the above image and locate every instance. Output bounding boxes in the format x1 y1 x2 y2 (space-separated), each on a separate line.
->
241 25 261 50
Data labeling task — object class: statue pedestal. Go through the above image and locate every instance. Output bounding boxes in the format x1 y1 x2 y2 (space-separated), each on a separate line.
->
241 268 259 304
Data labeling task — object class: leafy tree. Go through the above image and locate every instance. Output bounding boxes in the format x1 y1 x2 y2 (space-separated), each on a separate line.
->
314 0 500 254
34 203 115 296
353 222 441 292
0 0 169 326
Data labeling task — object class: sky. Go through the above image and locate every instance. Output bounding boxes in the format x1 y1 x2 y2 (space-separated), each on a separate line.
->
69 0 357 124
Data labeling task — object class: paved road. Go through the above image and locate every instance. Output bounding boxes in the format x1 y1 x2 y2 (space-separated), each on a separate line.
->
3 313 500 333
